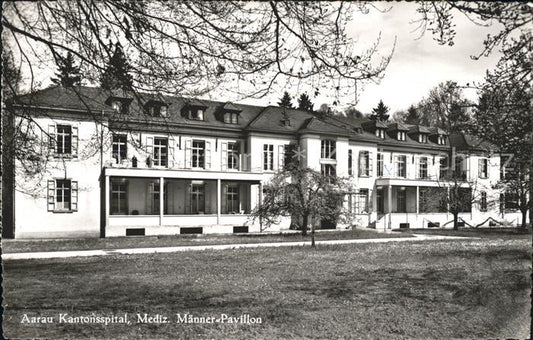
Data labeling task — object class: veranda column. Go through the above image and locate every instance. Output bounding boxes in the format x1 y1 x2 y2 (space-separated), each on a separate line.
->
387 185 392 229
159 177 164 226
104 175 110 237
416 186 420 228
217 179 221 225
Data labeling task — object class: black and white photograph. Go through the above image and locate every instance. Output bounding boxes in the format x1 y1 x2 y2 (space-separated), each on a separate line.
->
1 1 531 339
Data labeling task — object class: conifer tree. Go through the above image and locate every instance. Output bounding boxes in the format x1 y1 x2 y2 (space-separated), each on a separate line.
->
369 100 390 121
51 52 81 87
100 43 134 91
278 91 293 108
297 93 314 112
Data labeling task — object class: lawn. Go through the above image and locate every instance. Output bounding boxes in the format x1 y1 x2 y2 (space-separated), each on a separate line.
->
2 228 413 254
3 238 530 339
397 226 532 240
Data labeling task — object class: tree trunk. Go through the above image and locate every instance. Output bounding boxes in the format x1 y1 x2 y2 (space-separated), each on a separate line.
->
453 213 459 231
301 215 308 236
311 217 316 248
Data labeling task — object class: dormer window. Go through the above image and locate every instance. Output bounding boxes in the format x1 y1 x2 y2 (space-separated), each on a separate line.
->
419 134 428 143
105 95 132 114
438 135 447 145
224 112 239 124
397 131 406 141
187 107 204 120
111 101 122 113
144 100 169 117
375 129 385 139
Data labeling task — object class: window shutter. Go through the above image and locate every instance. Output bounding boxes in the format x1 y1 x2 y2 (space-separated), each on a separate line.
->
368 152 373 177
205 141 212 169
278 145 285 170
415 156 420 178
367 189 373 210
185 139 192 169
486 159 490 178
478 159 483 178
71 180 78 211
146 136 154 160
168 138 175 168
221 142 228 171
358 151 363 176
47 180 55 212
71 126 79 157
48 124 56 153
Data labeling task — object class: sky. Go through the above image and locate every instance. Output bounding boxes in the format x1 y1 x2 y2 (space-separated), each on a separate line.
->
12 2 503 114
240 2 503 113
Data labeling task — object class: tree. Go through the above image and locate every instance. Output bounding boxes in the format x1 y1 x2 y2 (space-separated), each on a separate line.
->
403 105 420 125
250 167 348 247
419 174 482 231
415 81 471 132
100 43 134 91
278 91 293 109
51 52 81 87
3 1 393 99
470 39 532 228
344 106 363 119
297 93 314 112
414 2 532 229
369 99 389 121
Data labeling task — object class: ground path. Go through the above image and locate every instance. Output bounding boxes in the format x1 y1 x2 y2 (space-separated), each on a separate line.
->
2 234 476 260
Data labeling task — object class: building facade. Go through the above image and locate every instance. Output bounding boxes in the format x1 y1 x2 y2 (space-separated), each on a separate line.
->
4 86 525 238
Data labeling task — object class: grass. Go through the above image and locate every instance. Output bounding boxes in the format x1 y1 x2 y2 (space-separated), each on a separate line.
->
3 238 530 339
397 226 532 240
2 228 413 254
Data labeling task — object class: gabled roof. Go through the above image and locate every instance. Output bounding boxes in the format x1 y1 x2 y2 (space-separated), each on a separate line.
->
408 125 431 134
221 102 242 112
387 122 410 131
429 127 448 136
449 132 499 152
298 117 352 137
361 119 388 130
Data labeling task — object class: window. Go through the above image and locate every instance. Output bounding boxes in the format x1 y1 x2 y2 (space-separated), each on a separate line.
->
111 181 128 215
187 107 204 120
145 104 168 117
348 150 353 176
321 139 336 159
263 144 274 171
439 157 448 179
321 163 336 177
438 135 447 145
396 155 406 177
192 140 206 168
419 157 428 179
223 112 239 124
455 157 465 179
153 138 168 167
397 131 406 141
190 184 205 213
376 189 384 214
48 124 78 157
480 192 487 212
419 134 428 143
377 153 384 177
227 142 240 170
375 129 385 139
397 188 406 213
355 189 369 213
47 179 78 212
112 134 127 162
478 158 489 179
283 144 297 169
226 184 240 213
151 182 168 214
358 151 371 177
